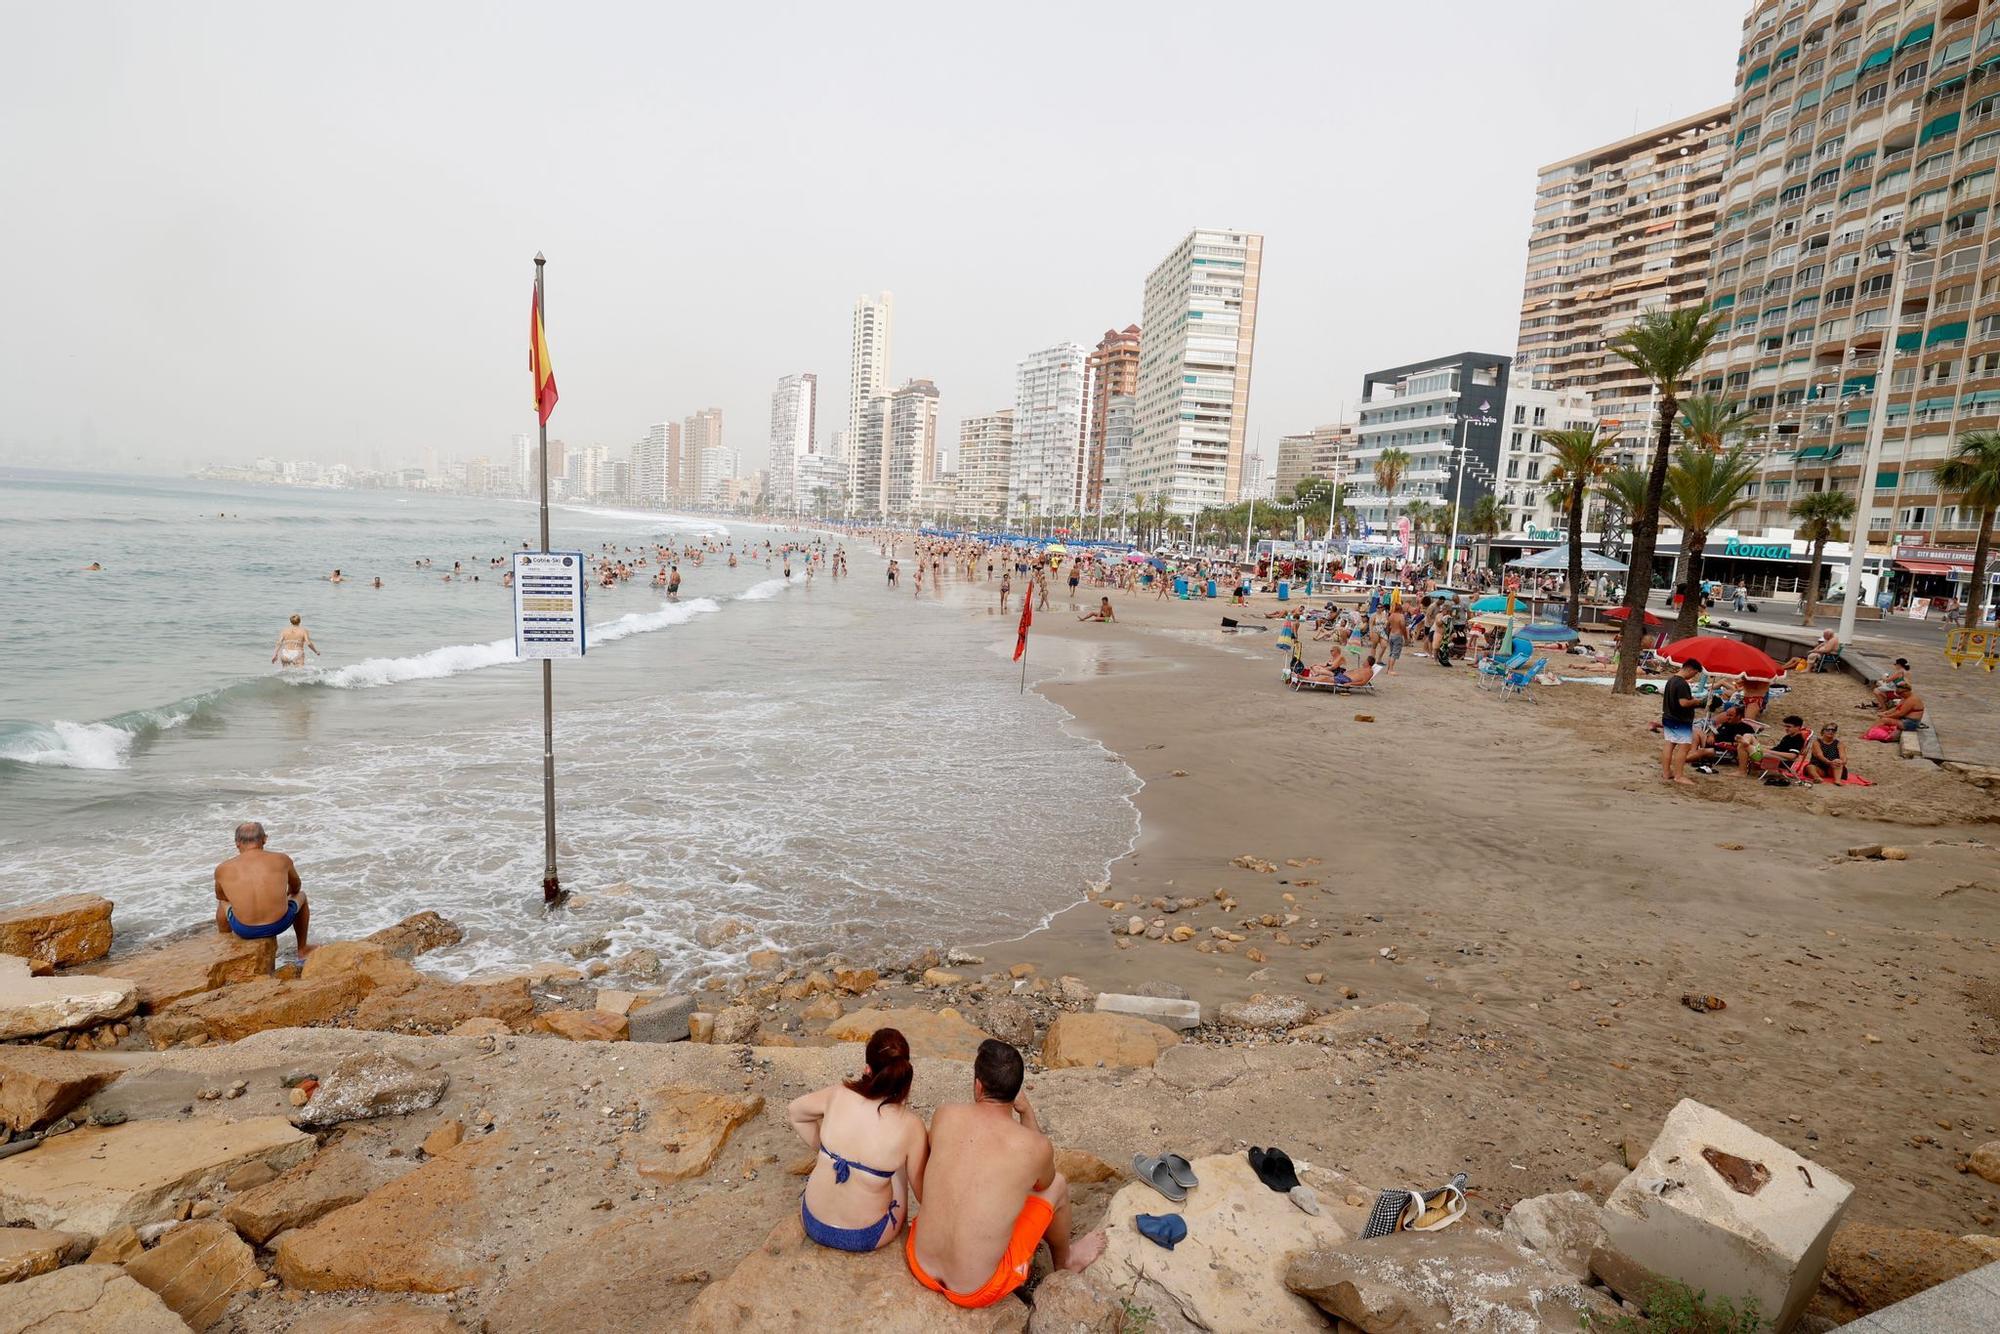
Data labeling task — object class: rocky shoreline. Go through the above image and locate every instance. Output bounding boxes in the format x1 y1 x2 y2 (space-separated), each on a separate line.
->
0 891 1996 1330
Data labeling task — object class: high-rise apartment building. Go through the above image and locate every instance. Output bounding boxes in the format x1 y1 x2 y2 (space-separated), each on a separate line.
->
957 409 1015 521
1131 229 1263 515
699 443 737 505
1495 385 1595 536
767 372 818 514
847 293 893 501
630 422 676 507
850 398 888 517
682 408 722 504
1273 423 1356 498
1011 343 1089 520
1518 107 1732 464
1084 325 1142 514
1100 395 1136 517
1347 354 1511 529
513 433 534 498
1698 0 2000 605
885 379 941 517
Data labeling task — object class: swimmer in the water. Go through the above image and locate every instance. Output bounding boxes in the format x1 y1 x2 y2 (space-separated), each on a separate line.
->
372 577 383 588
329 569 345 584
83 562 102 571
273 614 319 668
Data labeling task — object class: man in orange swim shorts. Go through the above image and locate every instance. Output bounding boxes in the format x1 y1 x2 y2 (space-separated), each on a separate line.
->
906 1039 1105 1308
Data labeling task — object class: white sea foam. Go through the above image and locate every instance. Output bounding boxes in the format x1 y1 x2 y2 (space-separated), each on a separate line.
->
590 596 721 643
0 720 140 770
553 503 731 536
734 578 788 602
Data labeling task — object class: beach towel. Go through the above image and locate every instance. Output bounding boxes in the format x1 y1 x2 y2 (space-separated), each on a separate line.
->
1863 723 1898 743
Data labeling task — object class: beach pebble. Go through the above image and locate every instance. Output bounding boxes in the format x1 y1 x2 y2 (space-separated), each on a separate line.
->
921 968 963 987
287 1088 309 1107
1881 848 1908 860
1305 973 1325 985
1170 926 1194 943
1127 917 1147 936
944 949 984 967
1144 924 1166 941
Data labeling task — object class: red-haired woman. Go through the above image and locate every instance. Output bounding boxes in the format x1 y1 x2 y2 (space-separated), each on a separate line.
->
786 1027 929 1251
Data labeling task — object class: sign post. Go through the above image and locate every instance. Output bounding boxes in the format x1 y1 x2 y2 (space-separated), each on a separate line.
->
526 254 570 908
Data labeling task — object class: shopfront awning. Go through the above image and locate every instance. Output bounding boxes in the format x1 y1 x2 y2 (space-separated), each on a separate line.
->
1896 560 1959 574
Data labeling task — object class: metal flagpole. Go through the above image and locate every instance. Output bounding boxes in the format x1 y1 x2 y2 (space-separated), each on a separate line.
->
535 253 562 908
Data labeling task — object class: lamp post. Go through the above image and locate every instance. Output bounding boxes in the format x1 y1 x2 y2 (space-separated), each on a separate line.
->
1839 233 1928 643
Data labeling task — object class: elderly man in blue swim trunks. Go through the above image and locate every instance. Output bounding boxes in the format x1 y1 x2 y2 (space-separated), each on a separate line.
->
214 822 312 958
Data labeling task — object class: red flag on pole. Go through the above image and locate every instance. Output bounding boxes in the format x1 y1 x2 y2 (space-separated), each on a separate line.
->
1013 597 1033 662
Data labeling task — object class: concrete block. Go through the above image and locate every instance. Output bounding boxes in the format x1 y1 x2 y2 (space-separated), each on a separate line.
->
626 993 696 1043
1601 1098 1852 1333
1095 991 1202 1031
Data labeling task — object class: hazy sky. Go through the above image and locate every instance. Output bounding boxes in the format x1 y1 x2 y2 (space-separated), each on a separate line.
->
0 1 1746 477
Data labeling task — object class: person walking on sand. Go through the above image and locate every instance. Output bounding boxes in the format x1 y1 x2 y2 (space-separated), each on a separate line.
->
788 1029 928 1253
999 571 1012 611
906 1040 1105 1309
214 821 312 958
1660 656 1702 787
272 614 319 669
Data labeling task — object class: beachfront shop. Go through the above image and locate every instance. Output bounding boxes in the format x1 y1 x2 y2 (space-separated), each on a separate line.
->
1490 535 1870 599
1892 544 1999 611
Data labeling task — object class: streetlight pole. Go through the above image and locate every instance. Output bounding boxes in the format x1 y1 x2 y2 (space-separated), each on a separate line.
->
1839 234 1926 643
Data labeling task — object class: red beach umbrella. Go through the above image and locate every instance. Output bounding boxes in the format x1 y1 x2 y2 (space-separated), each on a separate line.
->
1659 635 1786 683
1602 606 1664 629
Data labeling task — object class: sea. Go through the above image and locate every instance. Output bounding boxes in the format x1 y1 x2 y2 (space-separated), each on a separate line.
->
0 471 1139 984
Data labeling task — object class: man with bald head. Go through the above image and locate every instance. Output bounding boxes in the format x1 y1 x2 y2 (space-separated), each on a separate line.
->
214 822 311 957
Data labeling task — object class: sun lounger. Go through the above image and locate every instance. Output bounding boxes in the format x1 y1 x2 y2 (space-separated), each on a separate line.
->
1284 656 1377 695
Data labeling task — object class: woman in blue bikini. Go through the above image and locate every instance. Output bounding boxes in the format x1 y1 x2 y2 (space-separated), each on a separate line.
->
787 1027 929 1252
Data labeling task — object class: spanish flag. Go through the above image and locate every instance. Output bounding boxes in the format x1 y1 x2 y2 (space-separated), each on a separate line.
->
1013 596 1033 662
530 288 558 425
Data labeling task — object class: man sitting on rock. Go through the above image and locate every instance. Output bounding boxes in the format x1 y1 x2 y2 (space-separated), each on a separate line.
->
214 821 311 958
905 1039 1104 1309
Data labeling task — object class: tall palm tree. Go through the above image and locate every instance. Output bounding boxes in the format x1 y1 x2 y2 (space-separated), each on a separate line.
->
1789 489 1855 626
1661 444 1762 639
1936 428 2000 624
1606 304 1728 692
1678 394 1753 453
1373 448 1411 527
1543 427 1618 631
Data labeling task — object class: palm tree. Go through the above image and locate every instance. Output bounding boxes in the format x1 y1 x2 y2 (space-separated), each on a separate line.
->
1543 427 1618 631
1662 444 1762 639
1606 304 1728 692
1373 448 1411 527
1789 489 1855 626
1936 428 2000 624
1678 394 1753 453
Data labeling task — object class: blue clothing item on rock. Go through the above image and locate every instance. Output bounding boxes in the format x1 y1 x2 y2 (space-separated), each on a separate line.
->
226 899 298 940
801 1194 898 1252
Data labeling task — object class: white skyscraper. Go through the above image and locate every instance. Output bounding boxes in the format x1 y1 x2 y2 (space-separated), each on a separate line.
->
885 379 940 517
846 293 892 506
630 422 673 507
700 444 737 505
1131 228 1263 515
512 432 534 498
957 409 1014 522
1010 343 1088 522
767 372 817 514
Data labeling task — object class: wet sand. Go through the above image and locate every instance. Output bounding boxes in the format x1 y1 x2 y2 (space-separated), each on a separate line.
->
952 575 2000 1231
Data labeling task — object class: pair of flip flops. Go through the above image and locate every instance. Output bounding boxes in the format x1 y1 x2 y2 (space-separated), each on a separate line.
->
1132 1153 1198 1202
1249 1146 1321 1215
1360 1172 1469 1239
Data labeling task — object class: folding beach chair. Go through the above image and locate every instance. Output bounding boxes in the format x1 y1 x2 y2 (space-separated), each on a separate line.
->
1497 656 1548 702
1475 645 1532 691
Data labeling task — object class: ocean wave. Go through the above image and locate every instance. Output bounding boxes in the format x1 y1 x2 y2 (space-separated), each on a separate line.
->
0 700 201 771
549 503 731 536
734 578 789 602
591 596 721 644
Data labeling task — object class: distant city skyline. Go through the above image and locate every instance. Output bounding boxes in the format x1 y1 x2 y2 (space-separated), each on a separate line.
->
0 2 1744 481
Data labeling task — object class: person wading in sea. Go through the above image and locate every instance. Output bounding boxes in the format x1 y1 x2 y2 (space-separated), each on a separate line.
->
272 614 318 669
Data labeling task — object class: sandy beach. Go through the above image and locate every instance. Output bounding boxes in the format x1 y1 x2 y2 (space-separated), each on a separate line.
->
953 578 2000 1236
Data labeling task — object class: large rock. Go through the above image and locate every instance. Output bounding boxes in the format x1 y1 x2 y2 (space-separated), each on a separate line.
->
1817 1222 1998 1318
288 1306 460 1333
273 1134 510 1293
710 1006 759 1044
1285 1228 1621 1332
0 896 112 968
223 1142 400 1245
1297 1002 1430 1046
531 1010 629 1042
680 1213 1027 1332
0 1046 122 1132
485 1213 713 1333
981 998 1035 1048
627 994 696 1044
294 1051 450 1128
1601 1098 1852 1334
1095 992 1202 1031
298 939 424 991
1024 1269 1123 1332
1501 1190 1606 1280
363 912 465 960
121 1218 261 1330
348 977 534 1033
1091 1151 1348 1332
1216 993 1310 1030
0 957 136 1040
0 1228 84 1284
73 932 275 1011
146 973 371 1047
0 1115 312 1240
824 1007 994 1061
1040 1012 1181 1070
0 1264 186 1332
633 1087 764 1183
1970 1140 2000 1185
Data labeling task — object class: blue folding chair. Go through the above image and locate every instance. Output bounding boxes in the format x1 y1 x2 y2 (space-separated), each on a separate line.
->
1499 655 1549 701
1475 645 1532 691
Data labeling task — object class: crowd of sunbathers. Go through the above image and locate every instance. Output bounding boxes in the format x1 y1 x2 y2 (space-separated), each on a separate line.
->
786 1030 1106 1309
1653 653 1924 787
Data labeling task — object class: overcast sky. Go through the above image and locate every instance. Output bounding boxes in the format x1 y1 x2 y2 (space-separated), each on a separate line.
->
0 1 1746 477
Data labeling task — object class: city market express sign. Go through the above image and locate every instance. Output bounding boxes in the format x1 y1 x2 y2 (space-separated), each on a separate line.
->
1722 538 1795 560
